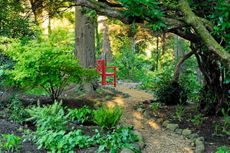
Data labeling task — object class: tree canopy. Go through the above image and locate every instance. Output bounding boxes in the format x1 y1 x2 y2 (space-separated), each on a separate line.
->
75 0 230 69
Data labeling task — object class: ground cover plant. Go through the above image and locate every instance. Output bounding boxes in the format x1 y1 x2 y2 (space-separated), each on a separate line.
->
24 102 139 153
0 133 21 152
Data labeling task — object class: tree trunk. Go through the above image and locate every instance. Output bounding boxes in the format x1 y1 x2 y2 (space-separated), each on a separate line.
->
179 0 230 69
29 0 44 26
192 44 227 115
99 16 112 62
75 6 96 93
75 6 96 68
174 35 185 61
162 32 166 55
155 35 160 70
173 50 194 82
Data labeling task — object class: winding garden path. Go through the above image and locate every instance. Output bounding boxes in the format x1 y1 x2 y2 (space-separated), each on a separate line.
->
106 84 194 153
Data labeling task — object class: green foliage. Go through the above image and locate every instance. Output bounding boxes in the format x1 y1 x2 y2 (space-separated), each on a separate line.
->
0 133 21 152
93 105 123 129
5 97 29 123
24 103 138 153
25 102 92 152
24 88 48 96
174 104 185 122
33 129 90 153
140 52 175 90
113 38 151 82
118 0 165 30
213 108 230 136
156 81 188 105
179 55 202 102
215 145 230 153
0 0 36 39
4 36 89 100
190 114 207 126
150 102 162 111
96 127 140 153
199 87 218 114
209 0 230 51
67 106 92 124
26 102 67 131
0 37 16 86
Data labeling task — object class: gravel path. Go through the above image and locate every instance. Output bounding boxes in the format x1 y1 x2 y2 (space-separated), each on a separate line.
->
106 85 194 153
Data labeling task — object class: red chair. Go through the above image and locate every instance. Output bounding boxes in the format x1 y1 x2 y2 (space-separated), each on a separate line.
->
96 59 117 87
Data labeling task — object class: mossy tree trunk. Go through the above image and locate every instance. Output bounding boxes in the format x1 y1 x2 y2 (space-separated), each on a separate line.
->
178 0 230 69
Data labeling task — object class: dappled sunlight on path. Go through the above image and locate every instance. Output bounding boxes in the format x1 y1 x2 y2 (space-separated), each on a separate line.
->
106 85 194 153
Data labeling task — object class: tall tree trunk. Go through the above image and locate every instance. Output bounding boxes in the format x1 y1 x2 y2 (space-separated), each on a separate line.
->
174 35 185 61
29 0 44 26
48 12 52 35
173 50 194 82
174 35 185 77
75 6 96 68
75 6 96 93
162 32 166 55
99 16 112 62
155 35 160 70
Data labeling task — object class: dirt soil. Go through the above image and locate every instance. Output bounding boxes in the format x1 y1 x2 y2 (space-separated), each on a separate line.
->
0 119 45 153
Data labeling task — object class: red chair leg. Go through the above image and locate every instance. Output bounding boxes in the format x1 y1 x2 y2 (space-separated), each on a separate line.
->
102 74 106 85
114 75 116 87
114 68 117 87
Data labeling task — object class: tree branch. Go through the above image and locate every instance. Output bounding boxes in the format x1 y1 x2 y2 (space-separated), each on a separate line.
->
75 0 128 23
178 0 230 69
173 50 195 82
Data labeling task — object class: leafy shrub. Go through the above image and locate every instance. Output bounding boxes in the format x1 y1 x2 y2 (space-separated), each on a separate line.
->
93 105 122 129
191 114 207 126
24 103 138 153
150 102 162 111
0 37 16 87
112 38 151 82
95 126 139 153
156 81 188 105
0 134 21 152
174 104 185 121
33 129 91 153
5 97 29 123
67 106 92 124
215 145 230 153
0 1 36 39
26 102 67 131
213 108 230 136
4 38 96 100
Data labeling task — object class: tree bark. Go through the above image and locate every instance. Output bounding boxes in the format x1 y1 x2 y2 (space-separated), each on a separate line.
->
75 6 96 93
162 32 166 55
99 16 113 62
75 6 96 68
173 50 195 82
178 0 230 69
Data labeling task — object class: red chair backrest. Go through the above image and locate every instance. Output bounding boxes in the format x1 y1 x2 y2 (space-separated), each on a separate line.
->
96 59 105 74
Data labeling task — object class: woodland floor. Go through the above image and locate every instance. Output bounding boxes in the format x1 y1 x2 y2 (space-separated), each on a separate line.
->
110 84 194 153
0 83 229 152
